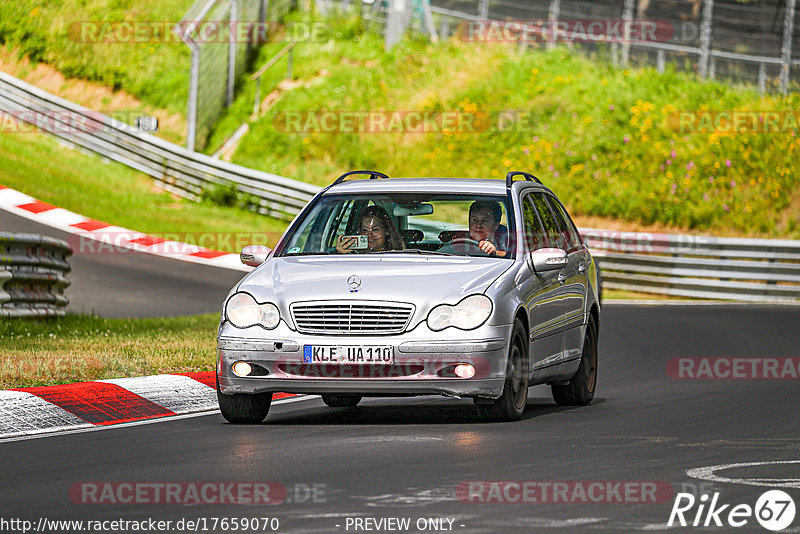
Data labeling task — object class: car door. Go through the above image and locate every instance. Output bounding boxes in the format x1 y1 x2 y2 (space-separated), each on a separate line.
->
545 195 590 362
520 193 567 376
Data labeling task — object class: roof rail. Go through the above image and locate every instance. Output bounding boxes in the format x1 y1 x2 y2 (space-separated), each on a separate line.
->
506 171 542 188
331 170 390 186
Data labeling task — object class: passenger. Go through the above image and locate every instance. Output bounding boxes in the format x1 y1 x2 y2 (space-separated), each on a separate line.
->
469 200 507 257
336 205 405 253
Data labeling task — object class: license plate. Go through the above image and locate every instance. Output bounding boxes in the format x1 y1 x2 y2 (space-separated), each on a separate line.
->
303 345 393 364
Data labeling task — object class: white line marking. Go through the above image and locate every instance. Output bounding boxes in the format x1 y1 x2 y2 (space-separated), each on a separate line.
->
687 460 800 488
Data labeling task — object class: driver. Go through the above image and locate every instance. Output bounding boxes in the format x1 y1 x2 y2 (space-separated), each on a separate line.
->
469 200 507 257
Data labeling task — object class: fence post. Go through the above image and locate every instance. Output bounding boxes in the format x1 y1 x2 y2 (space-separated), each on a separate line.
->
698 0 714 78
228 0 238 106
780 0 797 94
621 0 634 66
385 0 408 50
187 45 200 151
758 63 767 93
657 49 665 73
548 0 561 50
479 0 489 20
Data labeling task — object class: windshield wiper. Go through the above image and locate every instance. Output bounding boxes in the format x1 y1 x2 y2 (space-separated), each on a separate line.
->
371 248 457 256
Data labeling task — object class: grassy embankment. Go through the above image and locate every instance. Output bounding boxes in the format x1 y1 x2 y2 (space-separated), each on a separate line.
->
210 14 800 239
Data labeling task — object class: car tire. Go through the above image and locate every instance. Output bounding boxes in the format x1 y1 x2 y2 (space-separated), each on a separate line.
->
321 394 362 407
216 376 273 424
552 316 598 406
475 318 529 422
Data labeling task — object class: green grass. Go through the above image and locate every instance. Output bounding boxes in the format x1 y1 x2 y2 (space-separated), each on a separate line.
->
0 0 195 115
0 132 286 250
0 314 218 388
212 12 800 239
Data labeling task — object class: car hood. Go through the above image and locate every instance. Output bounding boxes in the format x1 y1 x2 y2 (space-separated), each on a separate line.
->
237 255 513 307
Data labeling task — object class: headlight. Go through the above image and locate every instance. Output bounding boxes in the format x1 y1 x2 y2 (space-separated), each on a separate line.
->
225 292 280 329
427 294 492 331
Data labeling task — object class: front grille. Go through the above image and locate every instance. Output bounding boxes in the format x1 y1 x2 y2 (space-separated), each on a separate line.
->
290 301 414 335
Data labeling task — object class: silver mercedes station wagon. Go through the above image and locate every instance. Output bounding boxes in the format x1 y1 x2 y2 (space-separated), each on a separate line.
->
216 170 601 423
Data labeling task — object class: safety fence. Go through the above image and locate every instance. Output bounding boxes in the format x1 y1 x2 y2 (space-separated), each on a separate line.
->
0 71 321 221
327 0 800 93
177 0 296 150
0 233 72 318
582 229 800 301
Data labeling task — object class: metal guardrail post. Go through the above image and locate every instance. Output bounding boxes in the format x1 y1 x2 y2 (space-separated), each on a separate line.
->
621 0 635 66
759 63 767 93
657 49 665 73
780 0 797 94
698 0 714 78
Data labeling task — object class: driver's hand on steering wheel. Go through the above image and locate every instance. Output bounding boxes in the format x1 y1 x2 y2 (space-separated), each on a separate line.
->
478 240 497 255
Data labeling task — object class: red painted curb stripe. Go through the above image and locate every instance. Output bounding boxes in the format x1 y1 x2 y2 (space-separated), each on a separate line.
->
181 372 299 400
128 235 167 247
71 219 111 231
17 200 57 214
14 382 175 425
190 250 230 259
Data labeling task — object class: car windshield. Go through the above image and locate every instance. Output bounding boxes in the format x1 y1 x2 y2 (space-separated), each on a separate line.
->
276 193 514 259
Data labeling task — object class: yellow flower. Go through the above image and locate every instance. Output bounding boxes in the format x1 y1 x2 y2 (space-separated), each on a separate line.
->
502 158 512 167
531 68 539 75
302 137 310 144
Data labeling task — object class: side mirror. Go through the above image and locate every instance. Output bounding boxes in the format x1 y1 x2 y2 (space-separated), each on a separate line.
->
240 245 272 267
529 248 568 272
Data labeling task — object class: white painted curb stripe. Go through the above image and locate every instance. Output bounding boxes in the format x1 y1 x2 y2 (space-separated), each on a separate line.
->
98 375 217 414
0 390 92 438
0 186 249 272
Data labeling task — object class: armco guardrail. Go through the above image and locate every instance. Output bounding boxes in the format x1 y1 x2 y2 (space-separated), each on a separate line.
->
0 233 72 317
0 72 320 221
581 229 800 302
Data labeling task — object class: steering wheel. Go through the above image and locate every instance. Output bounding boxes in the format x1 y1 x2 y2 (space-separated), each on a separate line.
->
438 237 486 255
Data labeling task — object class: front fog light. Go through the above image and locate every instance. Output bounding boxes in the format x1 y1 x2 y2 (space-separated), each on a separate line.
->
232 361 253 377
454 364 476 379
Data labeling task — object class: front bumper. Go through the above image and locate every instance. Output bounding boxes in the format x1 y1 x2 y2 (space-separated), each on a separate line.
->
216 322 510 399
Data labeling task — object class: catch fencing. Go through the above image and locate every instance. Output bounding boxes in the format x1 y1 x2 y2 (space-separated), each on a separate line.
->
0 233 72 318
334 0 800 93
176 0 296 150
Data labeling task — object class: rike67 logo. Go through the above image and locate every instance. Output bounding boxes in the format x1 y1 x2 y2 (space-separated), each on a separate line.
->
668 490 796 531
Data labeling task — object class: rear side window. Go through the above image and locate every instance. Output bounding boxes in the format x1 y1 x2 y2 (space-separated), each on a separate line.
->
522 196 546 250
530 193 566 250
546 196 583 252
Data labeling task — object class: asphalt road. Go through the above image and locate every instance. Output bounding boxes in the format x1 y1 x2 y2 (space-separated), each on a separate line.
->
1 209 246 318
2 304 799 533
